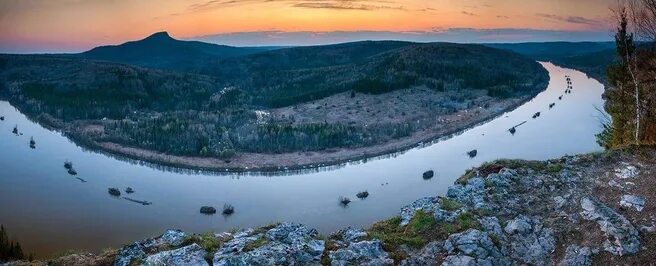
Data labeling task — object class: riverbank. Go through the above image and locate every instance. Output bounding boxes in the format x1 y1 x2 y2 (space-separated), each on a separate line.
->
6 90 535 173
5 146 655 265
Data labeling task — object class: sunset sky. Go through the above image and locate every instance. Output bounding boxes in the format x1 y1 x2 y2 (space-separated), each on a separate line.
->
0 0 617 53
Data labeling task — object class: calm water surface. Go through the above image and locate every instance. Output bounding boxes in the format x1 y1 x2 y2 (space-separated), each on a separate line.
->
0 62 606 257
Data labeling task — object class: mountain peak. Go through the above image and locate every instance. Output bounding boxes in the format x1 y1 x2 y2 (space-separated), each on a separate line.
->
144 31 173 41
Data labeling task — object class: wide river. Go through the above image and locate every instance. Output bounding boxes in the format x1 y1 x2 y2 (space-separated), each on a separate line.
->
0 62 606 258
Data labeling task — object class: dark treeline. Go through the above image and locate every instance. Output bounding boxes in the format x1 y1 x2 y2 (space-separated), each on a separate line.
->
0 225 25 262
598 0 656 148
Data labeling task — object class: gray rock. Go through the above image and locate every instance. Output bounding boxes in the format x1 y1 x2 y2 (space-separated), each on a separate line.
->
443 229 503 261
558 245 592 266
446 178 488 209
441 255 476 266
160 229 187 246
213 222 325 266
330 240 393 266
400 197 440 226
580 197 640 255
620 195 646 212
401 241 443 266
143 243 208 266
478 216 503 237
553 196 566 210
114 229 188 266
334 227 368 244
504 216 555 266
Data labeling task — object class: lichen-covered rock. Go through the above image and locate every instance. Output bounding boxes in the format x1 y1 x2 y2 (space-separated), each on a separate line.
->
400 241 443 266
620 195 646 212
143 243 208 266
558 245 592 266
330 240 393 266
446 178 488 210
443 229 508 265
333 227 368 244
213 222 325 266
114 229 187 266
504 216 555 266
400 197 440 226
441 255 476 266
580 197 640 255
478 216 503 237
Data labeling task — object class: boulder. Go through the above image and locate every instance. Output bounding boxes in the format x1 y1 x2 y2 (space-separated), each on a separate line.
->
200 206 216 215
423 170 434 179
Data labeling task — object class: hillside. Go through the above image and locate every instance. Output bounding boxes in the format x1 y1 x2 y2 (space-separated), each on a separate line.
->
78 32 272 70
484 42 618 82
0 40 548 168
207 42 548 107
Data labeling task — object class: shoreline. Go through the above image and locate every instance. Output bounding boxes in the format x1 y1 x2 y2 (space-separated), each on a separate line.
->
4 92 536 174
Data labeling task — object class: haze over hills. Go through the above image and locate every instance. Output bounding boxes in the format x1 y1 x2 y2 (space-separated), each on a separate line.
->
78 31 275 70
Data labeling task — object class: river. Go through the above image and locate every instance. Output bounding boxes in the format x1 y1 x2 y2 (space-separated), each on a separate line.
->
0 62 606 258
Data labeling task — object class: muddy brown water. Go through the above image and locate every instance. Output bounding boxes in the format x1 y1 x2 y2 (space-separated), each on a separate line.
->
0 62 606 258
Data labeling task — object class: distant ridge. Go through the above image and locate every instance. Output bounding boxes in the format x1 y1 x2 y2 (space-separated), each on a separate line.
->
79 31 273 70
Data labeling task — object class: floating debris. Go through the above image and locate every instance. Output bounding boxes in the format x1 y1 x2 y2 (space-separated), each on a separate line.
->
222 204 235 215
422 170 434 180
124 197 152 206
29 137 36 149
467 149 478 158
67 168 77 175
12 125 18 135
200 206 216 214
108 187 121 197
339 196 352 206
64 161 73 169
125 187 134 194
76 177 87 183
356 191 369 199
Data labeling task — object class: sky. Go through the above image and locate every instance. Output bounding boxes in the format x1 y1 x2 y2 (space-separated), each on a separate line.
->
0 0 617 53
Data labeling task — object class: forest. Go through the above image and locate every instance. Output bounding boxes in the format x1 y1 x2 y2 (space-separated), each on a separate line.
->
0 41 547 157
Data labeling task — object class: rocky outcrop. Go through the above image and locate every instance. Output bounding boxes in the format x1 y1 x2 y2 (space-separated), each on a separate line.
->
329 240 393 266
443 229 509 265
114 229 187 266
213 223 324 266
143 243 208 266
580 197 640 255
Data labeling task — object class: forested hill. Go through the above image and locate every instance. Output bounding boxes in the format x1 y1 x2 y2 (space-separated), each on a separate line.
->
483 42 618 82
78 32 274 70
204 41 549 107
0 40 548 159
